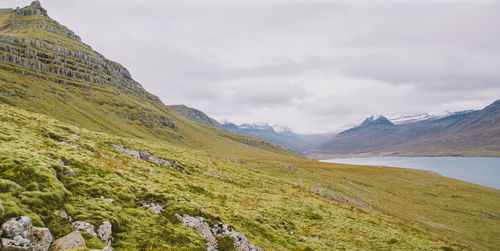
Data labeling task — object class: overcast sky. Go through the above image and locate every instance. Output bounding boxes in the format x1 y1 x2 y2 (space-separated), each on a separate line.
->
3 0 500 133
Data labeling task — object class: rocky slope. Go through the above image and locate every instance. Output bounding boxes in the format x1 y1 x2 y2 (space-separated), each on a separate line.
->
310 100 500 157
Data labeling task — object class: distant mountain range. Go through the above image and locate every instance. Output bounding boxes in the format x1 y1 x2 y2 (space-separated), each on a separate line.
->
222 122 336 153
168 101 499 157
165 104 337 153
309 100 500 158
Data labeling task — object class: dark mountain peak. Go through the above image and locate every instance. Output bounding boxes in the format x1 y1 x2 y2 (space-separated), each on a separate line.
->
486 99 500 109
360 115 393 127
14 1 48 17
339 115 393 135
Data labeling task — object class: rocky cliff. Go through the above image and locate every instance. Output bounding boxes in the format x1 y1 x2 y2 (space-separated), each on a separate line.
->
0 1 160 103
167 105 222 128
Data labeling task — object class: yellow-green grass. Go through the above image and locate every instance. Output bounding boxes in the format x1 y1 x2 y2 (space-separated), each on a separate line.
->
1 104 499 250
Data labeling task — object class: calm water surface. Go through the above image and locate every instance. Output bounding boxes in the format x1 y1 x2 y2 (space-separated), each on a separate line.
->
321 157 500 190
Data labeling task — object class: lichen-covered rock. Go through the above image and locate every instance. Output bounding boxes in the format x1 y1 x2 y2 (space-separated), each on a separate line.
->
97 221 112 246
175 214 217 251
72 221 96 237
1 237 34 250
49 231 85 251
175 214 262 251
142 203 165 214
111 144 185 172
1 216 32 239
30 227 53 251
56 159 74 177
58 209 72 221
13 1 48 17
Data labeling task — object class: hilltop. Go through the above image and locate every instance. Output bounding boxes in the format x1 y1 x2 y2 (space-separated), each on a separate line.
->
0 2 499 250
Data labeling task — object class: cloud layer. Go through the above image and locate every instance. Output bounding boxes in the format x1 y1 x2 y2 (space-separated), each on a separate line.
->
4 0 500 133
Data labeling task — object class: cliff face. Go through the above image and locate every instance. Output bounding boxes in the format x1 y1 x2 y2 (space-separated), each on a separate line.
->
0 1 180 141
0 2 159 103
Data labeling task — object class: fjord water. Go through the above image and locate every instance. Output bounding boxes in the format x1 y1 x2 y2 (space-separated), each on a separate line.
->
322 157 500 189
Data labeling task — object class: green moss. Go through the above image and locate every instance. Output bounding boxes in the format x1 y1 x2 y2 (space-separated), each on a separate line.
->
216 236 236 251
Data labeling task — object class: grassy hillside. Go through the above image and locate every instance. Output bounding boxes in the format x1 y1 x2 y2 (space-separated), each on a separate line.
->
1 104 500 250
0 2 499 250
0 6 297 161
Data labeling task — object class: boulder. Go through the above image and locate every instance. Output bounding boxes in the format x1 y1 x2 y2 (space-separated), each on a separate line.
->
58 209 72 221
142 203 164 214
1 216 32 239
71 221 96 236
97 221 112 246
176 214 262 251
1 237 34 250
30 227 53 251
175 214 217 251
49 231 85 251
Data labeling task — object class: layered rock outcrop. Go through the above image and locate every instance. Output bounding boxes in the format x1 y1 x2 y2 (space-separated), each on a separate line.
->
0 2 162 104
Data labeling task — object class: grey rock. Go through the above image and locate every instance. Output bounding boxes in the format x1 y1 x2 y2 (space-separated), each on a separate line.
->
142 203 165 214
100 196 114 203
309 187 372 210
111 144 185 172
30 227 53 251
175 214 262 251
13 1 48 17
175 214 217 251
49 231 85 251
56 159 65 166
89 247 112 251
97 221 112 246
205 171 224 178
1 216 32 239
72 221 96 237
56 159 74 177
1 238 35 250
58 209 72 221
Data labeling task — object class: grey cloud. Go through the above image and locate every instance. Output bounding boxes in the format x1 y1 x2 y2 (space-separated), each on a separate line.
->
2 0 499 133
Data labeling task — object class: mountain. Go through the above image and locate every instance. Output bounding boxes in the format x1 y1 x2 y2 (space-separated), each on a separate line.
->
310 100 500 157
222 122 336 153
0 1 297 158
166 104 221 128
0 2 499 250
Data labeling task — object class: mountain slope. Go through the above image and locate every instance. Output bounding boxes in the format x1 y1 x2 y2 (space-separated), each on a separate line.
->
0 2 297 159
310 100 500 157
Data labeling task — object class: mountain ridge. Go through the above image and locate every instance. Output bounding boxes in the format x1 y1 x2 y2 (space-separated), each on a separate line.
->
309 99 500 158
